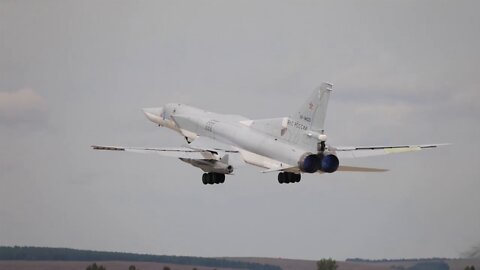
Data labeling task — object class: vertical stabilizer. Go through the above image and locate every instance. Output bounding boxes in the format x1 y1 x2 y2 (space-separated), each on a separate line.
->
246 83 333 152
293 83 332 133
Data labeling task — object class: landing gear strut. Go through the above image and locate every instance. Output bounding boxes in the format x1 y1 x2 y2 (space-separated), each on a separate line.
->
278 172 301 184
318 140 326 153
202 173 226 185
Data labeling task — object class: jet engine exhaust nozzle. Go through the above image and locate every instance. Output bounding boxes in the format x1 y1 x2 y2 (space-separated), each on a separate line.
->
298 153 339 173
298 153 321 173
320 154 339 173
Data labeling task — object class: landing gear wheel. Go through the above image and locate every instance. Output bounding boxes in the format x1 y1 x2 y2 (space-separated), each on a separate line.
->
207 173 215 184
218 173 225 183
202 173 226 185
278 172 285 184
278 172 301 184
286 173 293 183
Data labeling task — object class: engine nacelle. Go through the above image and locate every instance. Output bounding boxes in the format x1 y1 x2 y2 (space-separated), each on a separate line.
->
298 153 321 173
210 162 234 174
180 158 234 174
320 154 339 173
298 153 340 173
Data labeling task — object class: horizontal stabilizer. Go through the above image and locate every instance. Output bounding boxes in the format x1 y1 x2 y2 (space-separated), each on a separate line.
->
337 165 388 172
261 165 387 173
334 143 449 158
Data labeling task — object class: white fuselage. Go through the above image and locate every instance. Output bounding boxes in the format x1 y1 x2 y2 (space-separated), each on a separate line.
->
147 103 315 169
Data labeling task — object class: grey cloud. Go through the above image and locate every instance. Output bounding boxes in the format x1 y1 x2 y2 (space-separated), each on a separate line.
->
0 88 48 125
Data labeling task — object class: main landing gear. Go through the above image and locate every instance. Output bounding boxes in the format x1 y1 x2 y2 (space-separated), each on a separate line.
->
277 172 301 184
202 173 226 185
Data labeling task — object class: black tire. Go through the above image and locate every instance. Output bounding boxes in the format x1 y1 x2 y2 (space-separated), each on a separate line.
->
207 173 215 185
202 173 208 185
278 172 285 184
287 173 294 184
219 174 225 183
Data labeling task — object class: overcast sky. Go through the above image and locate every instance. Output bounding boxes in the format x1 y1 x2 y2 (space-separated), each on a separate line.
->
1 0 479 261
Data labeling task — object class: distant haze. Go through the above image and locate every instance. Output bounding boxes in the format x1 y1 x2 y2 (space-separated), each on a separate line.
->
1 0 479 260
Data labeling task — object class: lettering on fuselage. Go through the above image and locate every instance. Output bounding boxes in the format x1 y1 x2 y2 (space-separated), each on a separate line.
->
299 115 312 122
205 119 218 132
287 119 308 130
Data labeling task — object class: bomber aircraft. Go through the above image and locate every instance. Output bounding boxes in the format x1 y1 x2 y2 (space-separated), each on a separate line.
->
92 83 445 185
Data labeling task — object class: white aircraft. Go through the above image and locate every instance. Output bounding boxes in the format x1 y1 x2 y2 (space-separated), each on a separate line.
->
93 83 446 185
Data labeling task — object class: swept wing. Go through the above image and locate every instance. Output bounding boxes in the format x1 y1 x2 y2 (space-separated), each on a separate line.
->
91 145 217 159
92 136 247 167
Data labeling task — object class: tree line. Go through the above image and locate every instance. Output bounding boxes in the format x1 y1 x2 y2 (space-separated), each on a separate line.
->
0 246 282 270
346 258 452 263
88 264 221 270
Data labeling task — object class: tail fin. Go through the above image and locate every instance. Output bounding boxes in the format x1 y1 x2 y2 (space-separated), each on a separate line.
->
244 83 333 152
293 83 332 133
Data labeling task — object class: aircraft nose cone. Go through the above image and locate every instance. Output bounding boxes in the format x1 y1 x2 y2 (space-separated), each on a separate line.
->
142 107 164 123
